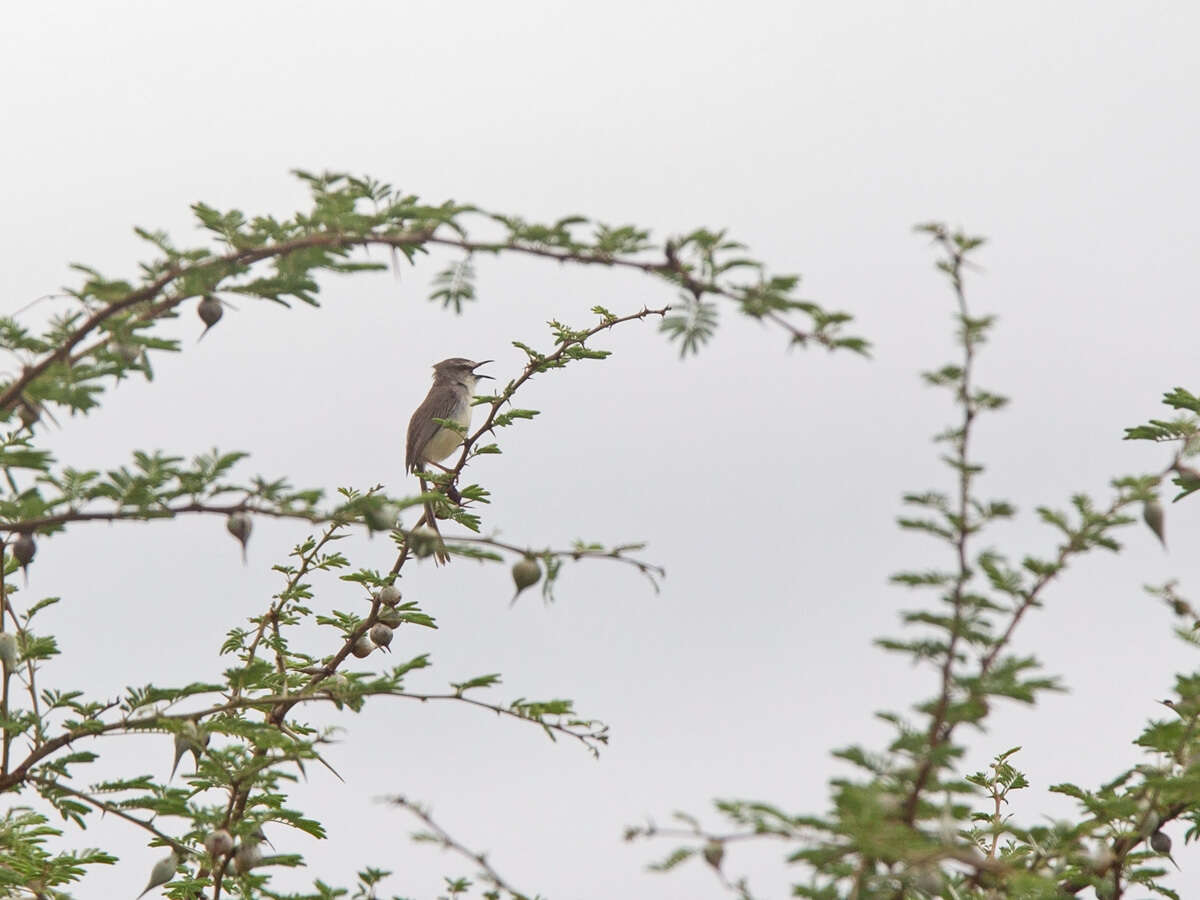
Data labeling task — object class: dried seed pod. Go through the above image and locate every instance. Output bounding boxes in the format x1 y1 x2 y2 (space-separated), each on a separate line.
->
510 556 541 605
137 850 179 898
204 828 234 858
408 526 440 559
1143 498 1166 548
702 839 724 871
0 632 18 671
378 584 402 606
351 634 374 658
225 513 252 563
197 294 223 340
369 622 393 650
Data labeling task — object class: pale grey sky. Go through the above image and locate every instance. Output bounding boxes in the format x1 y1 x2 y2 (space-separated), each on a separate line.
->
2 2 1199 897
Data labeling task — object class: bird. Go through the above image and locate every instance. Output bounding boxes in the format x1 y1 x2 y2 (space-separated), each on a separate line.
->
405 358 492 562
406 358 492 474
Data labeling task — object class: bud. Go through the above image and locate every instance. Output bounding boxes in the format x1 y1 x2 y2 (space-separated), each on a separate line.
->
351 635 374 658
1143 498 1166 548
510 556 542 605
225 513 252 563
137 850 179 898
408 526 440 559
369 622 394 650
197 294 223 339
204 828 234 858
0 632 18 671
378 584 402 606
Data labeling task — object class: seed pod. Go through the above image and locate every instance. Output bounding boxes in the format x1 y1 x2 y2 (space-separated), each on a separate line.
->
364 503 399 533
351 634 374 658
408 526 440 559
0 632 18 671
1150 830 1171 853
233 839 261 874
137 850 179 898
702 839 724 871
197 294 223 340
11 533 36 583
369 622 394 651
113 341 142 364
1143 498 1166 548
1175 464 1200 485
17 401 39 429
510 556 541 605
225 513 252 563
204 828 234 858
169 719 208 780
378 607 403 628
378 584 402 606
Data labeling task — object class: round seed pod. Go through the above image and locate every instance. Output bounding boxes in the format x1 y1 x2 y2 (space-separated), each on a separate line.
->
378 607 403 628
12 533 36 568
364 503 399 533
1150 830 1172 853
369 622 394 650
226 513 252 562
17 402 38 429
351 634 374 658
114 341 142 364
0 632 18 671
510 556 541 605
408 526 440 559
197 295 223 340
378 584 402 606
1143 498 1166 547
140 851 179 897
233 839 261 874
204 828 234 858
702 840 724 871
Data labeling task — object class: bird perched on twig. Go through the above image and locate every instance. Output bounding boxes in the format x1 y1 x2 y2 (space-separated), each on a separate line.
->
405 358 492 562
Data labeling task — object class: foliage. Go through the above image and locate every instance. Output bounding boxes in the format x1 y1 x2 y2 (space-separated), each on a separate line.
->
0 173 863 898
629 225 1200 899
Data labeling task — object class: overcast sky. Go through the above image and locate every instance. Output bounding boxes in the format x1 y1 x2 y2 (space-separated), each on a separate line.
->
2 2 1199 897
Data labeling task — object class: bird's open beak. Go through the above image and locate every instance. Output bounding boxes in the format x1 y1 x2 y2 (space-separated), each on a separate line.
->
473 360 493 379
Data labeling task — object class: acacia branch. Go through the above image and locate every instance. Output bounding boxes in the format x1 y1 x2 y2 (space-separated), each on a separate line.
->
385 794 537 900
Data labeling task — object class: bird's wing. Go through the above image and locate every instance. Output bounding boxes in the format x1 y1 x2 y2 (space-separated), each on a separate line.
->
406 388 460 472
